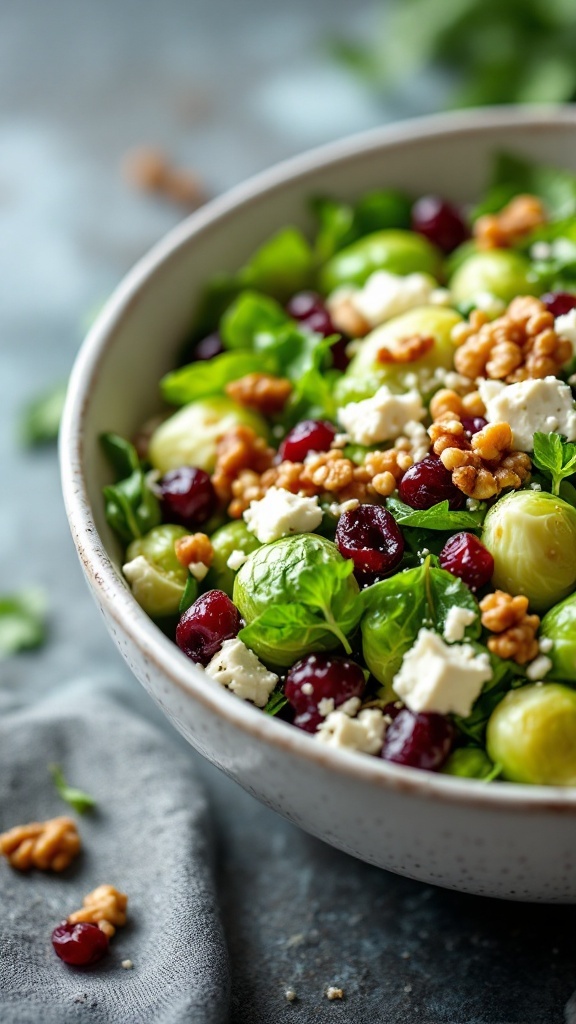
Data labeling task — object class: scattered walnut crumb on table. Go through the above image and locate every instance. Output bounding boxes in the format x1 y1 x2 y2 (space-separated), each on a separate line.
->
68 883 128 939
0 816 80 871
325 986 345 1000
284 987 297 1002
121 146 207 209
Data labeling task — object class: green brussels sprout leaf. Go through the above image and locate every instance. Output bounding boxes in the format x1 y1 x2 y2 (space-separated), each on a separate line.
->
263 690 289 716
532 432 576 497
179 575 199 614
20 382 67 447
386 497 487 531
101 432 161 545
0 588 47 657
441 747 502 781
49 764 96 814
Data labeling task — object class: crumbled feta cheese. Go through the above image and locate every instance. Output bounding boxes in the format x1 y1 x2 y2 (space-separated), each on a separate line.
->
430 287 451 306
330 270 437 329
188 561 209 582
316 708 386 754
400 419 430 462
443 605 477 643
473 292 505 318
555 308 576 361
121 960 134 970
339 696 361 717
530 241 552 260
526 655 553 681
539 636 554 653
338 385 425 446
328 497 360 518
325 987 345 1001
318 697 335 717
205 638 278 707
243 487 322 543
479 376 576 452
443 370 476 392
301 682 314 696
392 628 492 717
529 482 542 491
332 432 349 448
226 549 248 571
466 497 481 511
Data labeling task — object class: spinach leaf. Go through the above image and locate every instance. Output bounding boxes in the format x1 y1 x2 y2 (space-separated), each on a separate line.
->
160 350 277 406
50 764 96 814
426 565 481 639
453 653 521 744
311 189 412 263
100 432 161 544
386 496 486 530
240 227 313 299
179 575 199 614
220 291 289 350
20 382 68 447
0 589 47 656
473 151 576 222
532 431 576 496
264 690 289 716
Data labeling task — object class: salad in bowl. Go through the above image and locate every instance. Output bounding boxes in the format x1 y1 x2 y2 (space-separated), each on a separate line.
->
101 150 576 788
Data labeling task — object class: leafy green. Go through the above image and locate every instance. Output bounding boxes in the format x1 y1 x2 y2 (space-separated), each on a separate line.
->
453 653 522 744
532 432 576 496
50 764 96 814
0 589 47 657
386 497 486 530
311 189 411 262
160 351 277 406
473 152 576 221
20 382 67 447
179 575 199 614
264 690 289 716
441 747 502 781
100 432 161 544
220 291 289 350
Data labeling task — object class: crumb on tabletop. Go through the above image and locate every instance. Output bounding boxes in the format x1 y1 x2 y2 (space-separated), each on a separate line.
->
121 145 207 209
121 959 134 970
284 988 297 1002
0 816 80 872
325 986 345 1001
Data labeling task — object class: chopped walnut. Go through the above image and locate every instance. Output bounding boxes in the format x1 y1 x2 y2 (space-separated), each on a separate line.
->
225 373 292 415
429 388 486 422
68 884 128 939
474 194 547 250
211 425 275 504
121 146 206 208
480 591 540 665
0 816 80 872
376 333 435 364
452 296 573 384
328 291 371 337
429 417 531 500
175 533 214 569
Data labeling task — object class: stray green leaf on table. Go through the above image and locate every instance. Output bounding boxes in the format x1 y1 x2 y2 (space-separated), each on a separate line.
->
0 589 47 656
50 764 96 814
20 382 68 447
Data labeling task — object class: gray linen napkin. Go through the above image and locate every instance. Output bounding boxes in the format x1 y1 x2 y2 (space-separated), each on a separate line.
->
0 686 230 1024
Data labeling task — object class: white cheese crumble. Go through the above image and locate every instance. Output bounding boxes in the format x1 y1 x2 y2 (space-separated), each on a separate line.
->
478 376 576 452
466 497 481 511
328 271 437 329
243 486 322 543
525 655 553 681
226 549 248 571
392 628 492 717
338 385 425 446
121 960 134 970
315 708 386 754
205 638 278 707
328 497 360 518
539 636 554 653
188 561 209 582
472 291 505 318
318 697 335 718
442 605 477 643
301 682 314 697
555 308 576 361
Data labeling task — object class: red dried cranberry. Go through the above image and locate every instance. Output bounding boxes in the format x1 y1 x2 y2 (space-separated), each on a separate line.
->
398 455 465 511
439 531 494 592
192 332 224 361
160 467 216 529
336 505 404 578
286 291 349 369
52 921 109 966
279 419 337 462
541 292 576 318
382 710 454 771
286 291 327 324
460 415 487 439
329 336 350 371
285 653 366 715
293 709 324 733
411 196 468 253
176 590 241 666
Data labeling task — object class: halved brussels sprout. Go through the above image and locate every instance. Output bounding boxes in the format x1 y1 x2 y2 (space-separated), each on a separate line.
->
123 524 189 617
487 683 576 785
148 396 268 474
335 306 462 403
481 490 576 613
320 229 442 293
540 592 576 681
203 520 261 598
450 249 536 305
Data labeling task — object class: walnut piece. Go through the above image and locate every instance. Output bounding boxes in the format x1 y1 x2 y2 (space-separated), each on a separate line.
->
327 292 371 337
175 533 214 569
68 884 128 939
211 425 275 505
376 333 435 364
0 816 80 872
479 591 540 665
225 372 292 415
429 415 531 500
474 194 547 250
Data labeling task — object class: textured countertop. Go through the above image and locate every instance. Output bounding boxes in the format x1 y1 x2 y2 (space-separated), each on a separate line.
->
1 1 575 1020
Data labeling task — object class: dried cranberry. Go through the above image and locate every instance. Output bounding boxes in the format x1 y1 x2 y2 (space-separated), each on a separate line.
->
279 419 337 462
336 505 404 579
52 921 109 966
398 455 465 511
286 291 350 370
160 466 216 529
192 332 224 361
382 709 454 770
460 415 487 439
411 196 468 253
541 292 576 318
439 532 494 592
293 709 324 733
285 653 366 715
176 590 241 666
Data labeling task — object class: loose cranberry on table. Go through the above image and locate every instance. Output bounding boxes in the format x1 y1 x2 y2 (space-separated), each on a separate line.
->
398 455 465 511
52 921 109 966
439 532 494 592
541 292 576 318
411 196 468 253
279 419 337 462
286 291 349 370
285 653 366 718
159 466 217 529
176 590 241 666
336 505 404 580
382 709 455 771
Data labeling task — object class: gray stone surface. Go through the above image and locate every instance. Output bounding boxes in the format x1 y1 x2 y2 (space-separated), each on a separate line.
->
1 1 575 1020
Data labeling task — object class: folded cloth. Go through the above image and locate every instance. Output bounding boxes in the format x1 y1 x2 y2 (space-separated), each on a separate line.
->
0 687 230 1024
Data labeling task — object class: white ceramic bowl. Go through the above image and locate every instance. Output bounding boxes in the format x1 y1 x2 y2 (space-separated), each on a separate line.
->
61 107 576 902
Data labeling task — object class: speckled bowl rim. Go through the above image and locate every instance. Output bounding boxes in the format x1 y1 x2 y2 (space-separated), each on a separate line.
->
61 105 576 813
